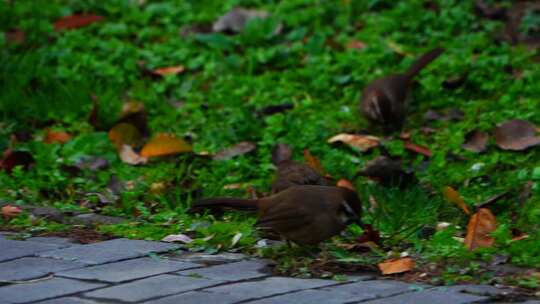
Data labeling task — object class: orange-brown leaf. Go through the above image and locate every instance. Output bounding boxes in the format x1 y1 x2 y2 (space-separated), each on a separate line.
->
347 40 366 50
2 205 22 219
442 186 471 215
464 208 497 250
404 141 432 157
140 133 192 157
44 129 72 144
151 65 185 76
54 14 104 31
336 179 356 191
378 257 415 275
303 149 325 174
108 123 142 149
328 133 380 152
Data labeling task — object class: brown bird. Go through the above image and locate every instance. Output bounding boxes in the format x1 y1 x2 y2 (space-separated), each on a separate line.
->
360 48 444 131
191 185 362 245
271 143 330 193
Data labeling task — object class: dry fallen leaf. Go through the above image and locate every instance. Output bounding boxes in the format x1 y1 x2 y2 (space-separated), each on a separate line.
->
465 208 497 250
347 40 366 50
493 119 540 151
44 129 72 144
2 205 22 219
108 123 142 149
442 186 471 215
303 149 325 174
378 257 415 275
462 130 489 153
328 134 380 152
54 14 104 31
162 234 193 243
140 133 192 157
118 145 148 165
213 141 256 160
404 142 432 157
151 65 185 76
336 179 356 191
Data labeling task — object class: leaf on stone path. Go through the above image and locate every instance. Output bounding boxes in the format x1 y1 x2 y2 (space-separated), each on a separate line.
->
2 205 22 220
465 208 497 250
151 65 185 76
109 123 142 149
140 133 192 157
0 150 35 173
303 149 325 174
162 234 193 244
213 7 270 33
54 14 104 31
118 145 148 165
44 129 72 144
403 142 432 157
378 257 415 275
493 119 540 151
231 232 243 247
442 186 471 215
462 130 488 153
347 40 366 50
336 179 356 191
328 134 380 152
213 141 256 160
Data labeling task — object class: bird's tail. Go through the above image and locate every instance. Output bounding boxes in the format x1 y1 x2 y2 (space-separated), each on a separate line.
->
404 47 444 79
189 197 258 213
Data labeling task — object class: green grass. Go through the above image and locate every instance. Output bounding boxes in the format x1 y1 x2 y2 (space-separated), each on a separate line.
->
1 0 540 287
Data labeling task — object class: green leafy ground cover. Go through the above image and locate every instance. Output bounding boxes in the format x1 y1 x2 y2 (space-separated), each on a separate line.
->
1 0 539 289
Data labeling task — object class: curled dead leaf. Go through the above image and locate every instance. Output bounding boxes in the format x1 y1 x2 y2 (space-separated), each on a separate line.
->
462 130 488 153
493 119 540 151
378 257 415 275
465 208 497 250
151 65 185 76
140 133 192 157
54 14 104 31
404 142 432 157
44 129 72 144
118 145 148 165
303 149 325 174
336 179 355 191
2 205 22 219
442 186 471 215
213 141 256 160
328 134 380 152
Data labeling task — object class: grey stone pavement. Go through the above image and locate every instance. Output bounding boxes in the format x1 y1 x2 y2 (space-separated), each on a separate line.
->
0 232 537 304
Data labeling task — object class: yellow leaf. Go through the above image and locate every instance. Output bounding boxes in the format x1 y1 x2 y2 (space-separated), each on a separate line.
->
140 133 192 157
108 123 142 149
442 186 470 215
328 133 380 152
378 257 415 275
464 208 497 250
151 65 185 76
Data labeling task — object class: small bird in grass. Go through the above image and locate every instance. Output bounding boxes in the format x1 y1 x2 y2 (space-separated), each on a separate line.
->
360 47 445 132
190 185 362 245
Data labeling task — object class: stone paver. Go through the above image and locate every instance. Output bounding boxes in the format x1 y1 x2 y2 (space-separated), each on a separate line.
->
39 238 180 265
84 274 224 303
245 289 358 304
58 257 201 283
143 291 244 304
26 236 75 246
0 257 86 281
0 277 105 304
443 284 512 296
0 238 66 262
361 289 488 304
168 251 248 265
320 280 419 302
177 260 270 282
206 277 341 301
35 297 99 304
